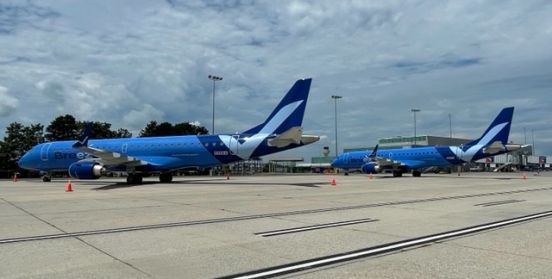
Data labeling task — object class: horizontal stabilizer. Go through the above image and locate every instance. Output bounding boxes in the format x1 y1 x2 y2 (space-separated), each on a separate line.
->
268 126 302 148
482 141 506 154
300 135 320 145
505 144 527 152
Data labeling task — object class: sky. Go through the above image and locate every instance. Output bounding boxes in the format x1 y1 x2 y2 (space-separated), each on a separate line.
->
0 0 551 160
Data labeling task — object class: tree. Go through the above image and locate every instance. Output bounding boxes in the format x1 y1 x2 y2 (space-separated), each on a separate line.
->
156 122 174 136
77 121 113 139
140 121 159 137
45 116 132 141
139 121 208 137
45 114 79 141
174 122 208 135
2 122 44 158
76 121 132 139
0 122 44 175
113 128 132 138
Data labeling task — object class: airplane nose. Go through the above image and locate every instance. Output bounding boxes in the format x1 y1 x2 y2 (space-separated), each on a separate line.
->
17 152 32 169
331 157 341 167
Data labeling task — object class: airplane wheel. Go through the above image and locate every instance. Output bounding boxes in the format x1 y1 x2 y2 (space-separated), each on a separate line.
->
159 173 173 183
412 171 422 177
42 176 51 182
393 171 402 177
127 174 143 184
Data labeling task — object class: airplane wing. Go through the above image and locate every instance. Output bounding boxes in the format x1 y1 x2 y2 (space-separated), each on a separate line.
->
364 145 399 168
73 145 149 167
370 156 424 170
72 123 149 167
396 159 426 169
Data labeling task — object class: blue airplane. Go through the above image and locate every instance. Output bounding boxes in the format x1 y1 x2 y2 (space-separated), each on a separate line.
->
331 107 523 177
18 79 319 184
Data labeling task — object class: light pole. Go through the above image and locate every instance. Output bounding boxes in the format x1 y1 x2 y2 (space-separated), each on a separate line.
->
448 113 452 145
331 95 342 157
532 129 535 155
208 75 223 134
411 108 420 147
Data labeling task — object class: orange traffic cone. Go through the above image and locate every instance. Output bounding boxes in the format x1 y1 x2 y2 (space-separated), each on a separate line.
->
522 173 527 180
12 174 17 183
65 179 73 192
330 178 336 186
368 173 373 180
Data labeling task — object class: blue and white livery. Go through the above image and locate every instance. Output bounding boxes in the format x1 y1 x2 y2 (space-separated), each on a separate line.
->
331 107 522 177
18 79 319 184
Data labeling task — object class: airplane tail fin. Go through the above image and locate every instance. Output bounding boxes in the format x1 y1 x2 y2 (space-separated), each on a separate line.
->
464 107 514 148
241 79 312 135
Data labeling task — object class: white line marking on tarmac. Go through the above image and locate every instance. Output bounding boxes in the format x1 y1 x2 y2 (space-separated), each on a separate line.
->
223 210 552 279
255 218 378 237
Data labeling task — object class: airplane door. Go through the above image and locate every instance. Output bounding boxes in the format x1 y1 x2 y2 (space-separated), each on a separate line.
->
40 143 51 161
122 143 128 155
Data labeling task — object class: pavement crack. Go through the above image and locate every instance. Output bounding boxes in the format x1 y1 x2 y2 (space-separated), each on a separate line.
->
73 236 153 277
0 198 66 234
0 198 152 277
441 241 552 262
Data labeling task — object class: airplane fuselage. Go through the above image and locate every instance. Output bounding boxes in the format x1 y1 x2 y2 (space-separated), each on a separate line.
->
332 145 508 171
332 107 516 176
20 134 309 173
17 78 318 183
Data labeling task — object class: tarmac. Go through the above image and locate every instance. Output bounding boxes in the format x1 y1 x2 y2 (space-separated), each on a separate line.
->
1 172 551 278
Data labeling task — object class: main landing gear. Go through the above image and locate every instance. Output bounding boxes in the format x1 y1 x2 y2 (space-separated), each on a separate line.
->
126 173 143 184
412 170 422 177
126 172 173 184
392 170 403 177
41 172 52 182
159 172 173 183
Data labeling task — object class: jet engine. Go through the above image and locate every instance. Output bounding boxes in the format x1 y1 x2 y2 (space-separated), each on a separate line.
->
361 162 381 174
68 161 105 179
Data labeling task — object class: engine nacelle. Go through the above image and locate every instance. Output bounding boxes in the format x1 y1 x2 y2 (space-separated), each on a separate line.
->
68 161 105 179
361 162 381 174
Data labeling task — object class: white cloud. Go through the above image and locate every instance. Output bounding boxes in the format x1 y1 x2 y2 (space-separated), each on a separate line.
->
123 104 165 132
0 85 19 117
0 0 551 157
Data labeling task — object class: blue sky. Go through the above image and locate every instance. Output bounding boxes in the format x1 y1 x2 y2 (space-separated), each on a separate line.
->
0 0 551 159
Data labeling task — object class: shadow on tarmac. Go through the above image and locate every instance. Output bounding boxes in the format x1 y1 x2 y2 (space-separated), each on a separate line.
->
368 175 521 180
89 179 324 190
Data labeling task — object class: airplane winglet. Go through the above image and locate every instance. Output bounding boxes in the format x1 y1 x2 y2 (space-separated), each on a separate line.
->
363 144 379 163
368 144 379 159
73 123 92 148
